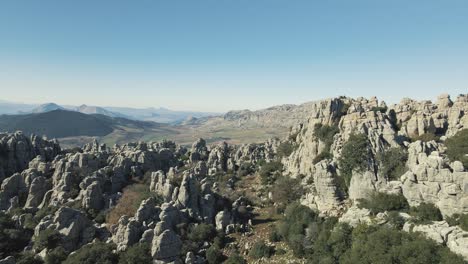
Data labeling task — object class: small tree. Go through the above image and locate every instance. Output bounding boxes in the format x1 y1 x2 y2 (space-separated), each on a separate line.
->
446 129 468 168
377 147 408 181
339 133 370 187
409 203 443 224
249 241 274 259
358 192 409 215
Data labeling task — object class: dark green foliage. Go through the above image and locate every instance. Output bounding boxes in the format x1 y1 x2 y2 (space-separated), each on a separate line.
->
237 162 254 177
271 176 303 208
277 141 296 158
249 241 274 259
63 242 118 264
341 225 466 264
44 247 67 264
17 252 44 264
206 245 225 264
410 203 443 224
34 228 62 251
370 106 388 113
412 133 439 142
446 214 468 231
276 203 317 256
387 211 405 229
34 206 59 223
259 161 283 185
213 231 227 249
377 147 408 180
445 129 468 168
188 223 217 243
358 192 409 215
269 229 281 242
224 253 247 264
313 124 340 163
338 133 370 187
118 243 152 264
0 212 33 258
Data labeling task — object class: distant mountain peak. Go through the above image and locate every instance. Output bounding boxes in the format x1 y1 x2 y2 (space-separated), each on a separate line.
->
32 103 64 113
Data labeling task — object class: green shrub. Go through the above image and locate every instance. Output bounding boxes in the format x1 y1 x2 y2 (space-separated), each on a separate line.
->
45 247 67 264
224 253 247 264
271 176 303 207
277 141 297 158
445 129 468 168
206 245 225 264
409 203 443 224
17 252 44 264
338 133 370 187
249 241 274 259
341 225 466 264
277 203 317 257
314 124 340 144
237 162 254 177
0 212 33 258
63 242 118 264
259 161 283 185
412 133 439 142
188 223 217 243
34 228 62 251
313 151 333 164
446 214 468 231
377 147 408 180
358 192 409 215
313 124 340 163
387 211 405 230
118 243 152 264
371 106 388 113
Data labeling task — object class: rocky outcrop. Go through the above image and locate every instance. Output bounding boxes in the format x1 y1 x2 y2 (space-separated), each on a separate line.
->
151 229 182 262
0 132 60 181
401 141 467 216
35 207 96 252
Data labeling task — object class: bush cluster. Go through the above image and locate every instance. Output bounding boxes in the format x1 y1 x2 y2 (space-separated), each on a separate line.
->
274 203 465 263
377 147 408 181
358 192 409 215
277 141 297 158
445 129 468 168
338 133 370 187
259 161 283 185
249 241 274 259
0 212 33 258
313 124 340 164
271 176 303 208
446 214 468 231
409 202 443 224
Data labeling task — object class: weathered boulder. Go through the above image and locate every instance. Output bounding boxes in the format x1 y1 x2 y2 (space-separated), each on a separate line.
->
151 229 182 262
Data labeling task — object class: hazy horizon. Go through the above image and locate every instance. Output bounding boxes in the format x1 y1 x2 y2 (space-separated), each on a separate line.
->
1 1 467 111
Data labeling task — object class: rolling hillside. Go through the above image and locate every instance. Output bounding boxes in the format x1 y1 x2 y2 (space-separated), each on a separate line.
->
0 110 160 138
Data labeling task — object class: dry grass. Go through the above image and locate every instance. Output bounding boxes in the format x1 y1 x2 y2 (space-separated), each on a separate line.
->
106 183 156 226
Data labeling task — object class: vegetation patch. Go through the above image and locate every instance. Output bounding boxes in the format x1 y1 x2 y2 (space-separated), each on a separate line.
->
277 141 297 158
249 241 274 259
446 214 468 231
358 192 409 215
258 161 283 185
445 129 468 168
338 133 370 187
313 124 340 164
107 183 162 226
377 147 408 181
409 202 443 224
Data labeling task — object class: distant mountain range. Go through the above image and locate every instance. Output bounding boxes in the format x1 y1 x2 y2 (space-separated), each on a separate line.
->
0 109 160 138
0 100 219 123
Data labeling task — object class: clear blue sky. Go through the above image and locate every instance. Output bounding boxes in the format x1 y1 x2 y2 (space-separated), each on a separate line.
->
0 0 467 112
